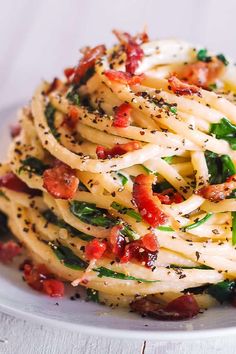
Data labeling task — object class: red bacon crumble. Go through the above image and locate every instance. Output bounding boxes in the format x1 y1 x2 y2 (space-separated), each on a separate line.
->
109 226 159 268
113 103 131 128
196 174 236 202
24 263 64 297
43 162 79 199
168 75 201 96
180 58 224 89
0 241 22 264
72 45 106 84
64 67 75 80
113 30 145 74
104 70 144 85
133 174 168 227
85 239 107 260
96 141 141 159
154 188 184 205
130 294 200 320
10 123 21 138
62 106 79 129
0 172 39 195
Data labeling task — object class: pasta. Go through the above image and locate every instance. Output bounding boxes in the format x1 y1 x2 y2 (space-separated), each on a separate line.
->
1 29 236 320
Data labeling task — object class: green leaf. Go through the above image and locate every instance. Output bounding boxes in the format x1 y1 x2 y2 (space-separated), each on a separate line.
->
70 201 117 228
181 213 213 232
207 280 236 303
66 90 80 106
86 288 99 303
93 267 160 283
197 48 211 62
216 53 229 66
210 118 236 150
43 209 94 241
162 156 173 164
141 164 153 175
117 173 128 186
0 190 9 201
53 244 88 270
0 211 9 234
170 264 213 270
152 180 173 193
205 151 236 184
111 202 142 222
169 106 177 115
19 157 49 176
156 226 173 231
45 103 60 140
232 212 236 246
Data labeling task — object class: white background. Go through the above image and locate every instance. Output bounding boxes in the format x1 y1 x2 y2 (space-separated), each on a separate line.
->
1 0 236 353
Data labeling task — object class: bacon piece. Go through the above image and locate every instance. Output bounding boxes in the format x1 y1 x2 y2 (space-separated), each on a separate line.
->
64 67 75 80
85 239 107 260
46 78 63 95
109 225 126 258
104 70 144 85
113 30 145 74
196 175 236 202
0 172 38 195
43 163 79 199
180 58 224 89
62 106 79 129
0 241 22 264
24 263 64 297
96 141 141 159
10 123 21 138
113 103 131 128
72 45 106 84
109 226 159 268
42 279 64 297
154 188 184 205
133 174 168 227
130 294 200 320
168 75 201 96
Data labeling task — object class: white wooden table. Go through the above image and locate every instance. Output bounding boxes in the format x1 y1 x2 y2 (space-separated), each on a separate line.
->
1 0 236 352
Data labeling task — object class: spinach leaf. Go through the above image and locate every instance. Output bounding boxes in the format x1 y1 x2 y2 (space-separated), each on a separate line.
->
152 180 173 193
19 157 49 176
205 151 236 184
197 48 212 62
70 201 117 228
232 211 236 245
45 103 60 140
111 202 142 222
93 266 160 283
53 244 88 270
210 118 236 150
117 173 128 186
43 209 94 241
86 288 99 303
66 90 80 106
169 264 213 270
216 54 229 66
207 280 236 303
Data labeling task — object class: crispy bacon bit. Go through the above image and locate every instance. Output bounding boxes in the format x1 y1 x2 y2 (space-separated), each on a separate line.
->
85 239 107 260
24 263 64 297
10 123 21 138
180 58 224 89
196 174 236 202
0 241 22 263
133 174 168 227
109 225 126 258
46 78 63 95
0 172 38 195
64 67 75 80
130 294 200 320
104 70 144 85
113 30 146 74
113 103 131 128
154 188 184 205
43 163 79 199
109 226 159 268
63 107 79 129
42 279 65 297
72 45 106 84
168 75 201 96
96 141 141 159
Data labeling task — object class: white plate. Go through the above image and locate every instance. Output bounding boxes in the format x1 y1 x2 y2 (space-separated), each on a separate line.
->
1 103 236 340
